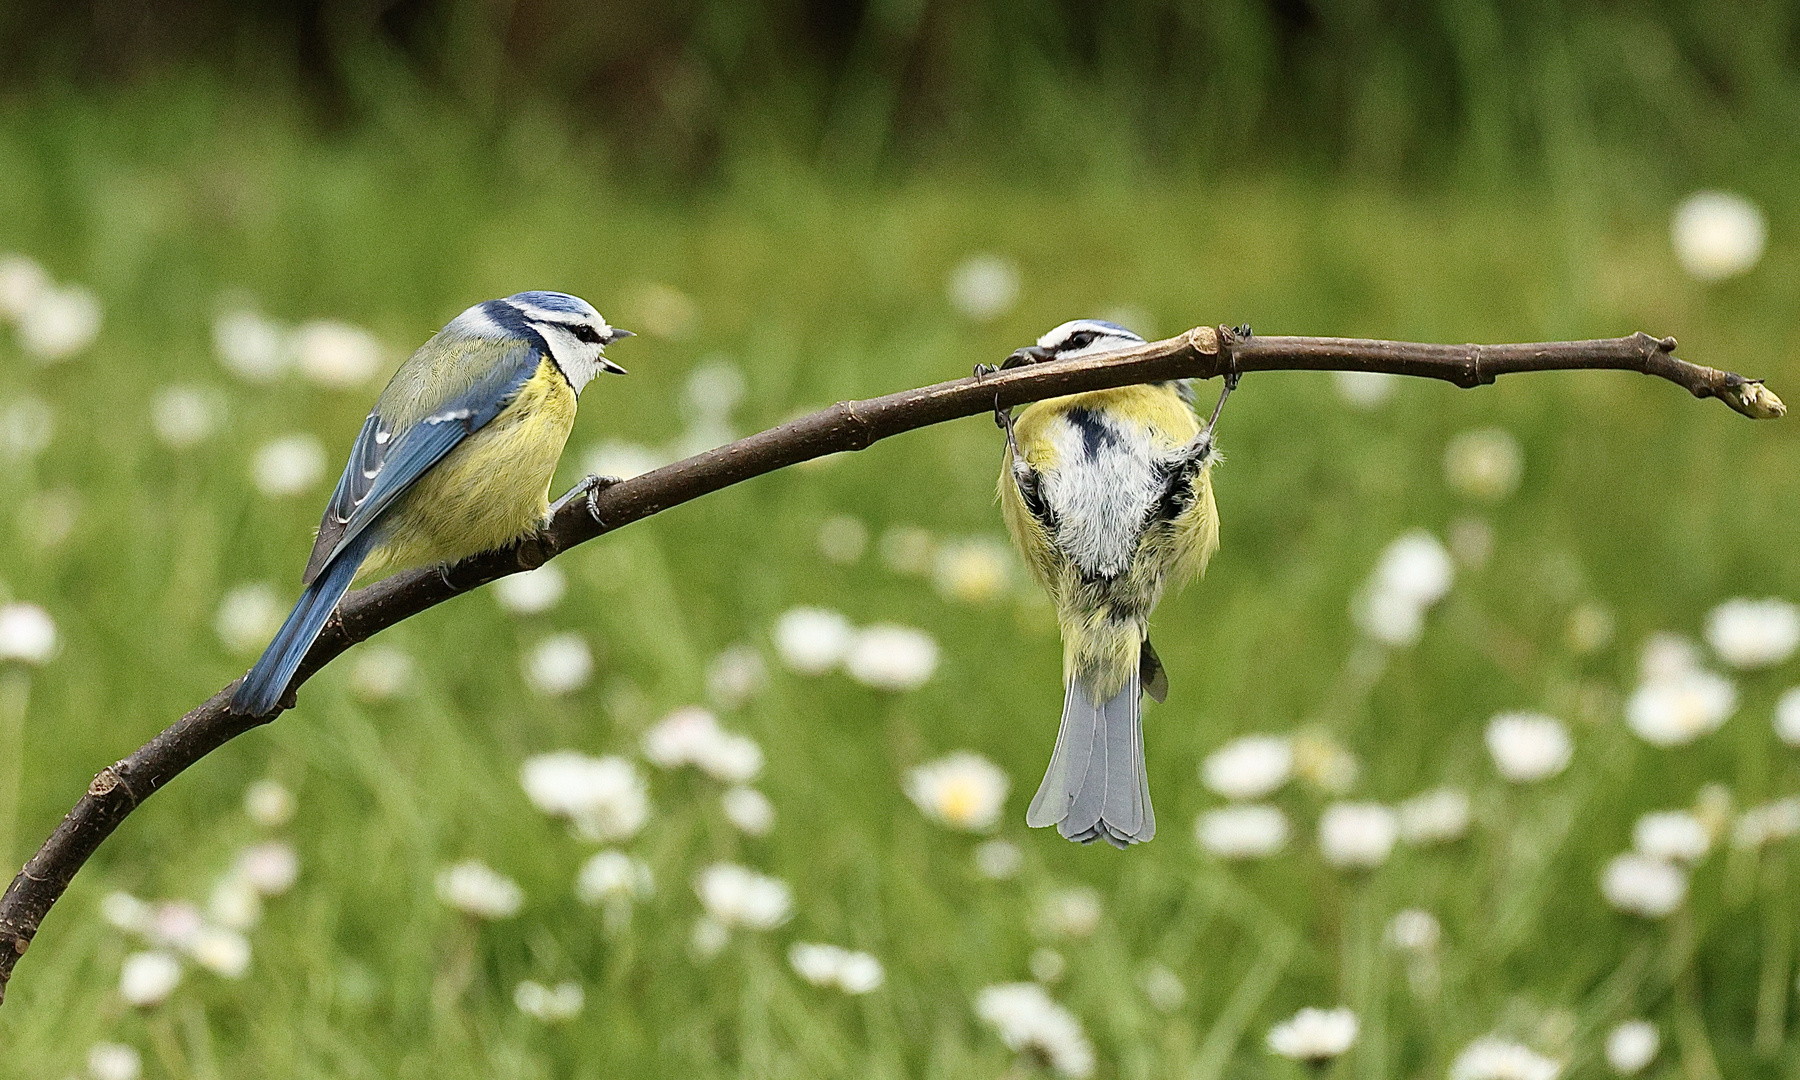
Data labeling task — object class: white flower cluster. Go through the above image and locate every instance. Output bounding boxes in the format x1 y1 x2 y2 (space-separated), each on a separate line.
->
643 706 763 782
520 751 650 842
788 942 885 994
1196 804 1289 860
251 434 327 497
493 563 567 615
0 253 101 361
1201 735 1291 800
436 859 524 919
1319 802 1399 869
905 752 1010 832
1626 633 1737 747
693 862 793 955
1732 796 1800 850
523 632 594 696
514 979 585 1021
1444 428 1523 502
102 781 302 1006
1605 1020 1660 1075
974 982 1094 1078
213 299 386 386
771 607 939 690
150 385 225 449
1353 530 1454 647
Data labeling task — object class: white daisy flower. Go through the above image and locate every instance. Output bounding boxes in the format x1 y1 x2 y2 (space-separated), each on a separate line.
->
19 284 101 360
1266 1006 1358 1062
974 982 1094 1078
1626 670 1737 747
973 838 1024 880
213 306 288 382
1448 1036 1563 1080
188 926 251 979
1383 908 1441 953
816 515 869 564
947 254 1021 322
721 786 776 836
252 434 327 497
1318 802 1399 869
236 841 300 895
575 850 654 906
214 584 282 656
877 524 937 575
787 943 884 994
844 624 939 691
1485 712 1572 782
1397 786 1471 845
493 564 567 615
1632 810 1709 864
694 863 791 930
523 633 593 696
242 779 295 828
86 1042 142 1080
706 645 768 709
520 752 648 842
0 603 58 664
119 951 182 1007
291 319 384 387
1200 735 1292 800
1776 686 1800 747
641 707 763 783
435 859 523 919
0 254 50 319
1196 804 1289 859
1444 428 1523 501
150 385 224 448
1671 191 1765 281
905 752 1009 832
1333 369 1398 409
1600 853 1686 918
772 607 854 675
1704 598 1800 669
350 645 415 702
1035 887 1102 940
1604 1019 1660 1075
933 537 1012 603
513 980 585 1021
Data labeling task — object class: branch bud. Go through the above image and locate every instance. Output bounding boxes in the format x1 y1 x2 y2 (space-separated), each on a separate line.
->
1720 376 1786 420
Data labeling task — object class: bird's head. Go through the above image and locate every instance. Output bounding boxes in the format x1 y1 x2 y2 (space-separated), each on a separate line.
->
476 291 633 391
1005 319 1145 368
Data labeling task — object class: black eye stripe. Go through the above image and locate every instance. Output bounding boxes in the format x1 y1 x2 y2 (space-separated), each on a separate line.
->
563 323 602 344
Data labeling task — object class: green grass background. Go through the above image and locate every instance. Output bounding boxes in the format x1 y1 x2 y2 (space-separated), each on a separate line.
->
0 83 1798 1077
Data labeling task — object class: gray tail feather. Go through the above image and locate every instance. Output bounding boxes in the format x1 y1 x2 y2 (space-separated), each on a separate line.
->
1025 670 1155 848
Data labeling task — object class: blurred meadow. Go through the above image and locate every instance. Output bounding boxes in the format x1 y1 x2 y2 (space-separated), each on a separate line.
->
3 3 1800 1078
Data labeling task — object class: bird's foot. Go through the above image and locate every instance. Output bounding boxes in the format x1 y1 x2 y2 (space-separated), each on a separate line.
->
551 474 623 525
972 362 998 381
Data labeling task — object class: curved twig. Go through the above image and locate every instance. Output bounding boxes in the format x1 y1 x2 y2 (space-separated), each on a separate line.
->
0 326 1780 1005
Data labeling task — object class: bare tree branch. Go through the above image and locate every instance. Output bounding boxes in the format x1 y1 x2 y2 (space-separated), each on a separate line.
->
0 326 1781 1005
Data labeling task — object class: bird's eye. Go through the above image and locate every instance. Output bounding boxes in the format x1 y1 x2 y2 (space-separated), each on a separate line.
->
570 324 604 345
1066 331 1096 350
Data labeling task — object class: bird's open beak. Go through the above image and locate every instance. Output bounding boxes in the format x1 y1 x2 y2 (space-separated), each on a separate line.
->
599 327 633 374
1002 344 1055 369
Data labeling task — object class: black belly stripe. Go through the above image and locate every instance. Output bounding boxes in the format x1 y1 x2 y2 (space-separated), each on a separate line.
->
1064 407 1122 457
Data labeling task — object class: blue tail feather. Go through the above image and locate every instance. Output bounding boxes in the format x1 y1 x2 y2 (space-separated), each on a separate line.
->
230 534 375 716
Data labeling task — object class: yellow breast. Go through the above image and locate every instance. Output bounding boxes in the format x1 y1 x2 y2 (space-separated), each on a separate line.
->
362 359 578 577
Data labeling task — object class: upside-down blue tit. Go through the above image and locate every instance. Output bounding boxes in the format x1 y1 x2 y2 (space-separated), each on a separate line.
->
996 320 1234 848
230 291 633 717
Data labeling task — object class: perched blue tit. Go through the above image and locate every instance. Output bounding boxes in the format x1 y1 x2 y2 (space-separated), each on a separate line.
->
230 291 632 717
996 319 1234 848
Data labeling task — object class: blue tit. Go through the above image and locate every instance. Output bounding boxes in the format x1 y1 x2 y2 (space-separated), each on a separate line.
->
230 291 632 717
996 319 1234 848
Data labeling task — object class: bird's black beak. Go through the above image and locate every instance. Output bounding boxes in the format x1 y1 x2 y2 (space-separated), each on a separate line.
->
599 327 633 374
1002 344 1055 369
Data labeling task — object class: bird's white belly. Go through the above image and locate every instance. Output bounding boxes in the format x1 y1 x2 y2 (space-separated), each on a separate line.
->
1041 410 1164 579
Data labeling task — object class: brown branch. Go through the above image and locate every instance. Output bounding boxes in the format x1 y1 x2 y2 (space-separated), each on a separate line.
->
0 326 1781 1005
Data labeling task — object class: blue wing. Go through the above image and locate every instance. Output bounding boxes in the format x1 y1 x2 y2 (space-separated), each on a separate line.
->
301 339 543 584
